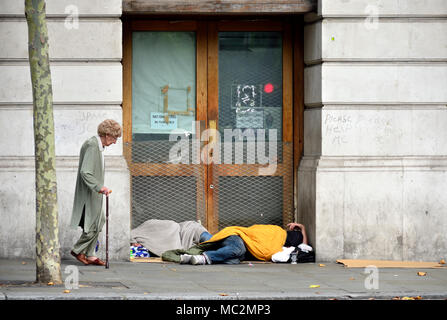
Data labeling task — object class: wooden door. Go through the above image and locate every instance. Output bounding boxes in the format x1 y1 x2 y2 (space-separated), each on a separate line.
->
123 19 295 232
206 21 294 233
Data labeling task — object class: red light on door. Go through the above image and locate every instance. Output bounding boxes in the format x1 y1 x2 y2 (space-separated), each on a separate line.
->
264 83 274 94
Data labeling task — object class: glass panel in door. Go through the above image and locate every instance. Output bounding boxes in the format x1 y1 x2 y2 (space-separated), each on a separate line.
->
131 31 204 228
218 31 283 141
132 31 196 140
212 31 292 229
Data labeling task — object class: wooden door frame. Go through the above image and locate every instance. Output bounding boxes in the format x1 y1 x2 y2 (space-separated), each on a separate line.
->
122 16 304 231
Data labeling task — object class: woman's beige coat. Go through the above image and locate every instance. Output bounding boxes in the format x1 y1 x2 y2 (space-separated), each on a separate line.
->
70 136 105 233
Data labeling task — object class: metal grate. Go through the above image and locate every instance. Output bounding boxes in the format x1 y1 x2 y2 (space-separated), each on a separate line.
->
218 32 283 137
124 140 293 230
131 175 200 228
216 176 284 228
125 140 206 229
212 141 294 230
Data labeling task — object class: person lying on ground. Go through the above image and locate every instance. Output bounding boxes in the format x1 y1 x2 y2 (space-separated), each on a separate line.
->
130 219 212 257
161 222 310 265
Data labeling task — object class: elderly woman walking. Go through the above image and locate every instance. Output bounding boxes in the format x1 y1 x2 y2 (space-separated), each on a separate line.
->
70 119 122 266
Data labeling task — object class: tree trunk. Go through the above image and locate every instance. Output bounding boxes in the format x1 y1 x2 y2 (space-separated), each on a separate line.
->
25 0 62 284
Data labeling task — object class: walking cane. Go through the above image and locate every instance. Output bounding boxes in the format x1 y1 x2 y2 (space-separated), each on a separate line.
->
105 190 112 269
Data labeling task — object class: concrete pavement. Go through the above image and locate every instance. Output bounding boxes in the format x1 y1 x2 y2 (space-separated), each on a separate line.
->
1 257 446 301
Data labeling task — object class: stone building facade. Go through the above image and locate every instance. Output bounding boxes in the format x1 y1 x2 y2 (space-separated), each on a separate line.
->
0 0 446 261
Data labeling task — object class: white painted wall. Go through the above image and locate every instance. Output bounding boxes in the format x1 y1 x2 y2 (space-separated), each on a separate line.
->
300 0 447 261
0 0 130 260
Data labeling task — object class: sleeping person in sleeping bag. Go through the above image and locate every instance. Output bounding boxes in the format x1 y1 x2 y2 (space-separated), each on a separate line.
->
162 222 311 265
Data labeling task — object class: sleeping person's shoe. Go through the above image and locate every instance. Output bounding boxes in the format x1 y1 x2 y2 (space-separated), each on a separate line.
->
180 254 192 264
190 255 207 265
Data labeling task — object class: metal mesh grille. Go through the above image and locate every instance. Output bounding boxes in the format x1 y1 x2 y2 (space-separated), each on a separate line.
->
216 176 283 227
218 32 283 136
124 140 206 229
124 141 293 230
131 176 200 227
211 142 294 230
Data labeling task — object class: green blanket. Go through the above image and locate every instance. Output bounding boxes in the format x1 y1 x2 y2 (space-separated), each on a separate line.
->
162 241 222 263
